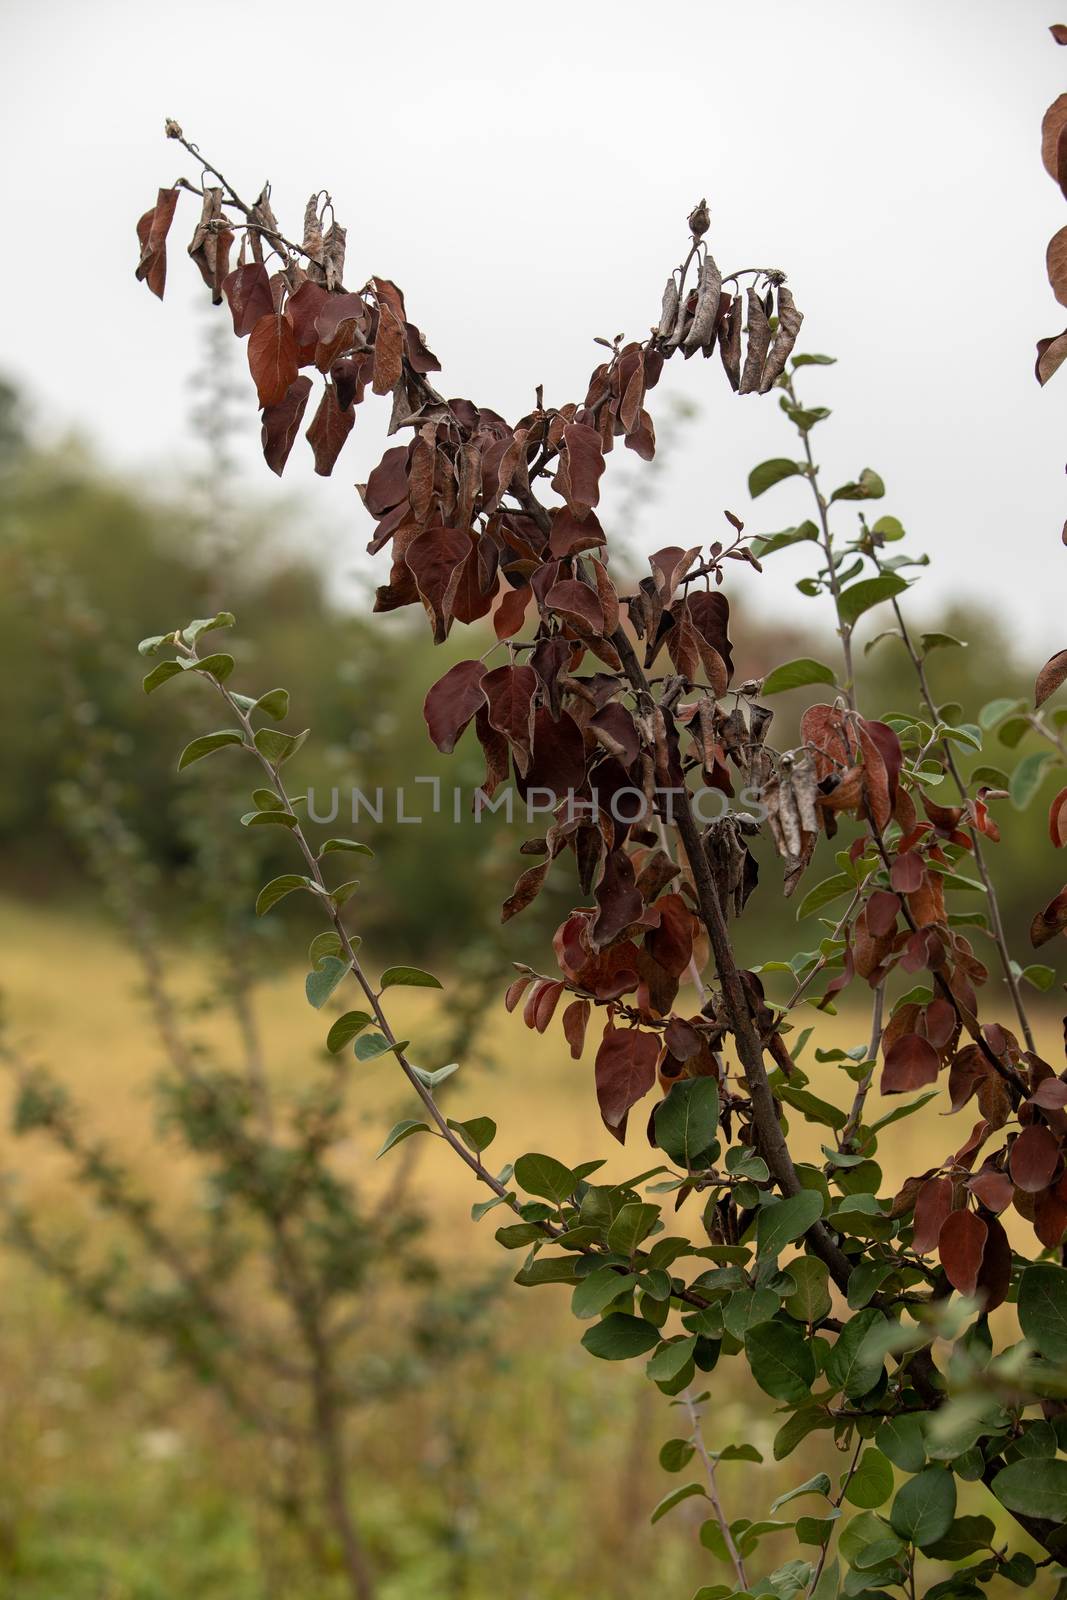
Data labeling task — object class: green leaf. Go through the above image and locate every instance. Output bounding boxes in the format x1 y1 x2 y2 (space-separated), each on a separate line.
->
783 1257 832 1325
319 838 374 860
979 696 1024 730
1010 750 1055 810
770 1473 831 1513
142 659 184 693
751 521 820 559
254 687 289 720
745 1319 817 1404
646 1336 698 1382
572 1268 638 1320
380 965 443 991
254 727 309 765
514 1152 577 1206
649 1482 706 1524
409 1060 455 1087
1020 963 1057 992
191 651 235 681
749 458 803 497
717 1442 763 1463
659 1438 696 1473
138 632 174 656
796 872 856 920
889 1466 957 1549
377 1119 430 1157
330 880 360 908
792 353 837 367
255 874 311 916
325 1011 373 1053
1018 1262 1067 1360
514 1255 579 1287
921 632 966 654
177 729 245 771
654 1077 719 1169
251 788 285 811
607 1201 660 1255
756 1191 825 1259
305 956 350 1009
447 1115 497 1154
581 1313 661 1361
876 1414 926 1474
241 809 298 828
836 573 908 627
723 1287 779 1339
183 612 235 643
991 1458 1067 1524
922 1514 996 1562
844 1449 894 1510
823 1309 885 1399
774 1405 833 1460
761 658 838 696
309 931 343 967
865 1092 938 1135
830 468 885 503
354 1033 407 1063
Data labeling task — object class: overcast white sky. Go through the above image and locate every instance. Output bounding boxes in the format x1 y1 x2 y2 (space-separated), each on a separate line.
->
3 0 1065 646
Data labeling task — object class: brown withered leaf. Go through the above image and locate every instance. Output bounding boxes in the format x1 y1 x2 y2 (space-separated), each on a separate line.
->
260 376 313 476
761 749 819 896
738 286 772 394
1031 884 1067 947
594 1022 661 1142
1052 23 1067 43
684 256 722 353
718 293 742 390
422 660 486 753
759 285 804 393
1049 225 1067 308
223 261 274 337
1043 92 1067 187
306 383 355 476
372 303 405 396
1036 328 1067 385
1049 786 1067 848
1035 648 1067 708
135 187 181 300
248 313 299 409
187 187 231 303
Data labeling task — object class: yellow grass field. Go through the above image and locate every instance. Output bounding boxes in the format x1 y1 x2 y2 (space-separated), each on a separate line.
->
0 895 1059 1598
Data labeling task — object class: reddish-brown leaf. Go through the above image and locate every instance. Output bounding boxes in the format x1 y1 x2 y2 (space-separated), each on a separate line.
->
549 506 606 558
923 998 957 1051
135 187 180 299
494 583 531 641
533 979 565 1033
594 1023 661 1142
1010 1123 1061 1192
223 261 274 337
866 889 900 938
1036 649 1067 708
562 999 591 1060
1049 226 1067 308
504 975 532 1013
968 1167 1013 1214
1035 1172 1067 1247
482 664 537 776
559 422 604 517
1031 1077 1067 1110
912 1176 953 1253
502 859 552 923
248 313 299 409
881 1032 940 1094
1049 787 1067 848
260 376 313 476
306 383 355 476
593 850 644 949
1052 24 1067 44
422 660 486 753
405 526 472 642
890 851 924 894
545 578 605 635
937 1208 987 1298
974 1213 1011 1310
